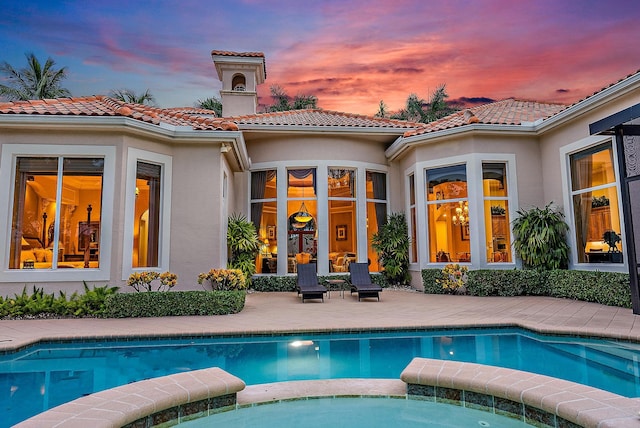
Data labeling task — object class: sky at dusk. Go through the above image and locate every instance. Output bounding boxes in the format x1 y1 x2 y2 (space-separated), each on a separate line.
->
1 0 640 115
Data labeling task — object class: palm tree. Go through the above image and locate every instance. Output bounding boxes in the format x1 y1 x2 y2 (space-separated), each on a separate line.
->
265 84 318 112
0 52 71 100
197 96 223 116
109 88 155 105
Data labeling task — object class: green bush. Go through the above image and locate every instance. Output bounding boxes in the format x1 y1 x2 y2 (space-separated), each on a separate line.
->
104 290 246 318
547 270 631 307
251 272 388 292
0 284 118 318
421 269 445 294
466 269 549 296
424 268 631 308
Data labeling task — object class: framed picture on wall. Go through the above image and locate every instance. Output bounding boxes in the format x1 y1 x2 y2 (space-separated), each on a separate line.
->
336 224 347 241
461 224 470 241
78 221 100 250
267 225 276 240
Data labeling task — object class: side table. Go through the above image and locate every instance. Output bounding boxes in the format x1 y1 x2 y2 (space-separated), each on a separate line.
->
326 279 346 299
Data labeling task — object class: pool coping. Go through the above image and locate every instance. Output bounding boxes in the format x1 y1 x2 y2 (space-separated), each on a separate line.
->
14 363 640 428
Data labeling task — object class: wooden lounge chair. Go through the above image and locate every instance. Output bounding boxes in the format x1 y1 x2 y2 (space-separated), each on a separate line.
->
296 263 327 303
348 262 382 301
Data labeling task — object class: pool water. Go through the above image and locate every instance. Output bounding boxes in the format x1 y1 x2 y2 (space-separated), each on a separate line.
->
2 327 639 427
178 397 534 428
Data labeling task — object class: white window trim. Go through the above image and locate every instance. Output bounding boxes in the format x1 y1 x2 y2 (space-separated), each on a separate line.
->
0 144 115 282
250 160 389 275
559 135 627 272
414 153 518 270
122 148 172 279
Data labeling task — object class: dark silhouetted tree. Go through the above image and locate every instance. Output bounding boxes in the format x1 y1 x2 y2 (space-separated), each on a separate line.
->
0 52 71 100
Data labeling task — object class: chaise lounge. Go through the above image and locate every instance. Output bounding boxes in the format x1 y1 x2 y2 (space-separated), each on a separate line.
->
296 263 327 303
348 262 382 301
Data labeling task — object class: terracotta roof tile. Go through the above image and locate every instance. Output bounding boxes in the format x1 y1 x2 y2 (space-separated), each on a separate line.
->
210 50 265 58
403 99 567 137
0 96 235 131
230 109 425 130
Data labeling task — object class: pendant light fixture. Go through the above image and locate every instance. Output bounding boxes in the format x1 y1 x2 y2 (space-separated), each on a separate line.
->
294 185 313 223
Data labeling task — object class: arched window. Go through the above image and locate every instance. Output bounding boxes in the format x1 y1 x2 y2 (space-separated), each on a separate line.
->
232 74 246 91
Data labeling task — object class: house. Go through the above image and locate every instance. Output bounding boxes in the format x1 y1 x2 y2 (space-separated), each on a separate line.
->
0 50 638 301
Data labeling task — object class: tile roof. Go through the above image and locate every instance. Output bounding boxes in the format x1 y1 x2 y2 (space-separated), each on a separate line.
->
230 109 425 130
210 50 265 58
0 96 238 131
402 99 567 137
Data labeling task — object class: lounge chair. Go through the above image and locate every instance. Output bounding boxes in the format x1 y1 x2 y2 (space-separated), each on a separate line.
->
348 262 382 301
296 263 327 303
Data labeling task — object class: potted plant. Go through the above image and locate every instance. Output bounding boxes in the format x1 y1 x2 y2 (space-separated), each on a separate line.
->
603 230 623 263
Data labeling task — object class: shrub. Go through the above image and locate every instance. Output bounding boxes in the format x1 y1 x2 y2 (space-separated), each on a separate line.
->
422 269 446 294
104 290 246 317
436 264 468 294
198 268 246 290
227 213 260 285
371 212 410 285
425 268 631 308
251 272 388 292
466 269 548 297
127 271 177 292
511 203 570 270
547 270 631 307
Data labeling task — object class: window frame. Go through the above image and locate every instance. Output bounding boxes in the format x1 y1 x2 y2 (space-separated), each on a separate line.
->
560 135 627 271
122 148 172 279
0 144 115 282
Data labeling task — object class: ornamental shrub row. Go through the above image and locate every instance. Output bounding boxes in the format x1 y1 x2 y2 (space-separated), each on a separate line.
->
103 290 246 318
250 272 388 292
421 268 631 308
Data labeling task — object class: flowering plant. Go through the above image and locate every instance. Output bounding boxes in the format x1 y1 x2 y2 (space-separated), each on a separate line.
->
436 263 468 294
197 268 246 290
127 271 177 292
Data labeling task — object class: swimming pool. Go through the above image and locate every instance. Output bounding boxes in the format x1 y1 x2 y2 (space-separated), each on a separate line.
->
2 326 640 427
178 397 534 428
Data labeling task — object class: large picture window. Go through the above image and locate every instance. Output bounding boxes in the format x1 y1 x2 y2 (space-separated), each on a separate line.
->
366 171 386 272
570 143 623 264
329 168 357 272
251 169 277 273
10 156 104 270
287 169 317 273
426 164 470 263
133 161 161 268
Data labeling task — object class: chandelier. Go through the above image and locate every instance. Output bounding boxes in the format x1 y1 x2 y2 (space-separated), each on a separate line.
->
294 186 313 223
452 201 469 226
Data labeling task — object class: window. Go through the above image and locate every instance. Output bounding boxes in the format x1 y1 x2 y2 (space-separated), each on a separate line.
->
232 74 246 91
426 164 470 263
329 168 357 272
287 169 316 273
133 161 161 268
251 170 277 273
408 174 418 263
123 149 171 277
10 157 104 270
569 143 623 263
483 163 511 263
366 171 386 271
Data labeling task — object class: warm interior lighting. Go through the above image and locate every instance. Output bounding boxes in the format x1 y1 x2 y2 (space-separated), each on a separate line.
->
452 201 469 226
21 237 30 249
294 186 313 223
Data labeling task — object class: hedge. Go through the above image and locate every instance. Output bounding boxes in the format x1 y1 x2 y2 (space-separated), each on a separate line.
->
251 272 388 292
104 290 246 318
422 268 631 308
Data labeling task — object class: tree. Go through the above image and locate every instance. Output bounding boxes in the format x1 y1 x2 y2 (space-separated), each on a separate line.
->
390 84 458 123
374 100 389 118
197 96 223 116
265 84 318 112
227 213 261 285
0 52 71 100
109 88 155 105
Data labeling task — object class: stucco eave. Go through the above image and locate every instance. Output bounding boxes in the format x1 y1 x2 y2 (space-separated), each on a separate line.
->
385 124 537 161
0 114 250 171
